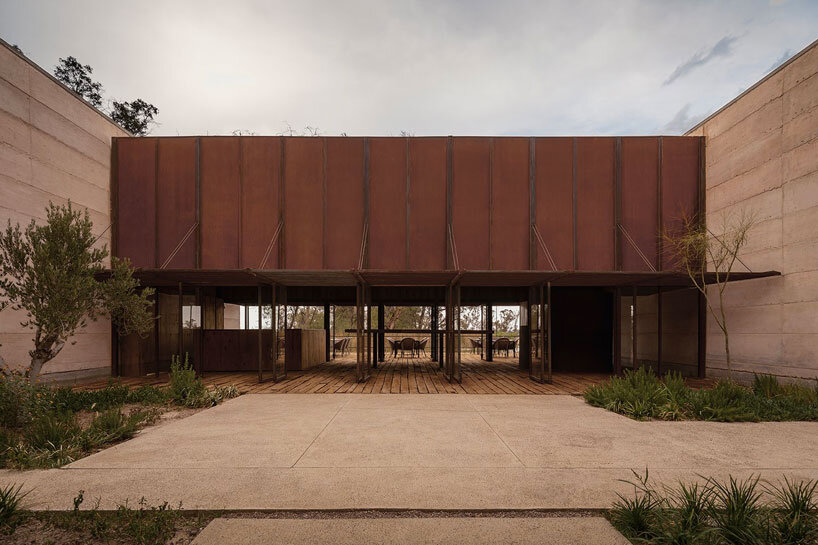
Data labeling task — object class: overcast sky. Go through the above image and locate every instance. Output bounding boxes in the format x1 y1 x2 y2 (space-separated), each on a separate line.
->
1 0 816 137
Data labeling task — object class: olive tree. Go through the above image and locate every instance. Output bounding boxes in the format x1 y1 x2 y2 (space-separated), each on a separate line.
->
0 202 154 380
663 209 756 378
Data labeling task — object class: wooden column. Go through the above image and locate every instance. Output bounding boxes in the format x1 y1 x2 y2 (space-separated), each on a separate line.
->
545 282 552 383
485 304 493 362
153 291 160 376
632 286 638 370
177 282 183 359
377 303 385 363
324 303 331 362
613 287 622 375
196 286 203 376
697 289 707 378
257 285 263 382
430 305 438 362
657 286 663 376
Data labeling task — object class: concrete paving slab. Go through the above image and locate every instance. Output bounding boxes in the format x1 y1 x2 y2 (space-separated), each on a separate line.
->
2 394 817 512
191 517 630 545
295 406 523 468
68 395 350 469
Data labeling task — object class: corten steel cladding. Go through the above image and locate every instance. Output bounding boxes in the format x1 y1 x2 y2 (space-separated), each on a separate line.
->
621 137 660 271
115 136 703 275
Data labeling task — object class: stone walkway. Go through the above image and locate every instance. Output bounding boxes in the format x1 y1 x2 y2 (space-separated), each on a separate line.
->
2 394 817 511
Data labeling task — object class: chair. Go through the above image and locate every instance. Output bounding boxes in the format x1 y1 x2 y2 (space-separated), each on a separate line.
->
468 338 482 354
493 337 513 357
333 338 345 357
415 338 428 357
387 338 398 358
399 337 415 358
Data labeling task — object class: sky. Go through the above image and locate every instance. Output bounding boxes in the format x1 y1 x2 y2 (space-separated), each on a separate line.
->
1 0 816 137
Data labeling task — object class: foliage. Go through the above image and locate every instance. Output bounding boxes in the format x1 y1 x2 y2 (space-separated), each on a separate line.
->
610 472 818 545
111 98 159 136
53 56 103 107
663 209 756 379
0 202 154 379
0 483 29 533
585 368 818 422
169 353 239 408
41 491 191 545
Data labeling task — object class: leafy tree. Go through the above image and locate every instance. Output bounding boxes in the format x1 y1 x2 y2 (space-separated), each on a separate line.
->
0 202 155 380
53 56 103 108
111 99 159 136
663 209 756 378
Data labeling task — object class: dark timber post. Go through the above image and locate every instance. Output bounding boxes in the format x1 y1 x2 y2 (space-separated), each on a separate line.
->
486 304 493 362
324 303 330 362
257 285 263 382
331 305 336 360
697 290 707 378
153 291 160 376
377 303 385 363
546 282 552 383
657 287 663 376
195 286 203 376
632 286 638 370
613 287 622 375
177 282 183 361
431 305 438 362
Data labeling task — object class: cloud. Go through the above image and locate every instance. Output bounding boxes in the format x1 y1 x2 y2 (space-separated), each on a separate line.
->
767 49 792 72
663 103 708 134
664 36 738 85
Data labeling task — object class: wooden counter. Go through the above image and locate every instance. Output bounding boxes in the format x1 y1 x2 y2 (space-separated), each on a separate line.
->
285 329 326 371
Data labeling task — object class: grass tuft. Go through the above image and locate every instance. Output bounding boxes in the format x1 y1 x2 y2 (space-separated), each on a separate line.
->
585 368 818 422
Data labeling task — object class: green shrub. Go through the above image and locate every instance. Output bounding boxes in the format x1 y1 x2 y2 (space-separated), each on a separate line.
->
586 371 818 422
0 483 29 532
85 408 157 447
168 353 205 404
23 413 81 451
608 473 818 545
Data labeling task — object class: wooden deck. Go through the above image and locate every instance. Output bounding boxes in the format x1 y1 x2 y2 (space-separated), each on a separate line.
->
80 353 611 395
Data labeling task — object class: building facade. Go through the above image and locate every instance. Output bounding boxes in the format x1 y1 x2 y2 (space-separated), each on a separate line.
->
0 37 815 384
0 39 128 382
687 38 818 382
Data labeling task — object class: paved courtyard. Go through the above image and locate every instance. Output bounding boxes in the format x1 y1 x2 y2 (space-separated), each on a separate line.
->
2 394 818 512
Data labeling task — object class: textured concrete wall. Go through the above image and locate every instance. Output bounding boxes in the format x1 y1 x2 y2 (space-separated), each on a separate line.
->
687 39 818 382
0 42 127 382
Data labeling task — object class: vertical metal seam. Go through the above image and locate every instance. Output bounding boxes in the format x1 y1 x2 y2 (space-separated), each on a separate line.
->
405 137 411 269
614 137 622 271
572 137 578 270
488 138 494 270
237 137 243 268
529 137 536 271
195 138 201 269
363 138 370 269
657 137 663 272
446 136 453 270
322 137 328 269
279 137 286 269
154 138 160 268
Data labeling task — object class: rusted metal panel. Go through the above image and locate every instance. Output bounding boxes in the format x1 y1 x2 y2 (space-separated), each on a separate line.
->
368 138 407 269
199 137 240 269
284 138 324 269
621 137 659 270
408 138 447 270
325 137 365 269
661 137 699 270
491 138 529 270
116 137 156 267
156 138 196 269
534 138 573 270
240 137 281 268
452 138 490 270
576 138 615 271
